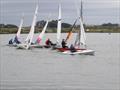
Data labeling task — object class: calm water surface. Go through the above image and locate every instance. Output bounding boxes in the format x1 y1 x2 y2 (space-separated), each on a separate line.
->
0 33 120 90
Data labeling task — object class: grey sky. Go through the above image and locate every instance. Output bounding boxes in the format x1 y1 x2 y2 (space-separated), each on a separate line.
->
0 0 119 26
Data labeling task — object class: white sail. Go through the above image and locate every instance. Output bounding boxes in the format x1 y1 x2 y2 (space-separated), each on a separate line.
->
16 13 24 38
36 20 49 44
74 18 86 47
56 4 62 44
79 17 86 45
25 5 38 46
74 0 86 47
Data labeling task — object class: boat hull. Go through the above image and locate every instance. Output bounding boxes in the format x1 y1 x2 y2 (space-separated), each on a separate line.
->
16 44 30 49
57 48 86 52
31 44 52 48
30 44 44 48
62 49 95 55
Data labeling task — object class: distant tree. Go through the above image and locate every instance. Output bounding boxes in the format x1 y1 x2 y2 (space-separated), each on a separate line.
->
36 20 46 28
62 23 71 28
0 24 5 28
48 20 57 28
36 20 72 28
76 24 86 28
4 24 18 28
102 23 119 27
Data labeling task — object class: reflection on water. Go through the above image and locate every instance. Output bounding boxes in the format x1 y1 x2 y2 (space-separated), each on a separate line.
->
0 33 120 90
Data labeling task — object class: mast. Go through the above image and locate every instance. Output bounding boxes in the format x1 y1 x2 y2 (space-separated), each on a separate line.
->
80 0 83 21
79 0 86 47
74 0 85 48
56 4 62 45
78 0 83 48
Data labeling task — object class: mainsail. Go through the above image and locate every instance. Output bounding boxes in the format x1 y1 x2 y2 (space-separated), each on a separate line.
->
13 14 24 44
36 20 49 44
25 5 38 46
74 0 86 47
56 4 62 45
79 17 86 45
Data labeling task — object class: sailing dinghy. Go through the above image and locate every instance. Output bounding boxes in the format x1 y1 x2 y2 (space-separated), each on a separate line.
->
8 14 24 47
56 18 78 51
62 16 94 55
58 1 94 55
32 20 49 48
17 5 38 49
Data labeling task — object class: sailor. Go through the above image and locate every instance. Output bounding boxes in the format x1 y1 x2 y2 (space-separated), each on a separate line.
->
61 39 67 48
70 44 76 52
9 39 13 44
14 36 21 44
45 38 53 46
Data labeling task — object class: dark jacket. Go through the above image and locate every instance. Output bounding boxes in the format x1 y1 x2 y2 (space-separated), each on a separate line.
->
70 44 76 52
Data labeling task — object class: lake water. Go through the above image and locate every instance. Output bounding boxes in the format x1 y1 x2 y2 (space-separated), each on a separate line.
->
0 33 120 90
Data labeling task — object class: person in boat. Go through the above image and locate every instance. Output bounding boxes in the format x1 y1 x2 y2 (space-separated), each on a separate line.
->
70 44 76 52
14 36 21 44
61 39 68 48
45 38 53 46
9 39 13 44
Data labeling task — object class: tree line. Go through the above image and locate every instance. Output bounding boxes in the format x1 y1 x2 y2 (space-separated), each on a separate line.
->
0 21 120 34
0 21 119 28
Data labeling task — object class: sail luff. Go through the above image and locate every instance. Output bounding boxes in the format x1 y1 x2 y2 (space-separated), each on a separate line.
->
16 13 24 38
56 4 62 44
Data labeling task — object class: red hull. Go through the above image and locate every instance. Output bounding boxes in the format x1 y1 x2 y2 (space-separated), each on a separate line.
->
57 48 86 52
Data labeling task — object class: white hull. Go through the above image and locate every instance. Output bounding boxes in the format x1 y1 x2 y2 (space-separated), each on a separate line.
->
17 44 49 49
63 49 95 55
31 44 44 48
16 44 30 49
32 44 53 48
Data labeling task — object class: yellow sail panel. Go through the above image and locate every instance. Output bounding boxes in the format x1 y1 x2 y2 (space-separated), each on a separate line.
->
65 31 72 42
65 19 77 42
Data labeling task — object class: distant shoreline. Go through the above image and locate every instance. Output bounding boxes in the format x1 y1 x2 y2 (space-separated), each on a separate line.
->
0 22 120 34
0 24 120 34
0 31 120 34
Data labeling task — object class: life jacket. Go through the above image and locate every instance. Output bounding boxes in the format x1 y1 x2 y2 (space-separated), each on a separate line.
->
45 39 50 45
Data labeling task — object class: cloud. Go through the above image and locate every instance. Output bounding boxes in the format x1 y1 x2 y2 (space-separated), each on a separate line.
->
0 0 119 25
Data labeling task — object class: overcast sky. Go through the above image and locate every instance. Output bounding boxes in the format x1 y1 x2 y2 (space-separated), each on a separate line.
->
0 0 119 26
